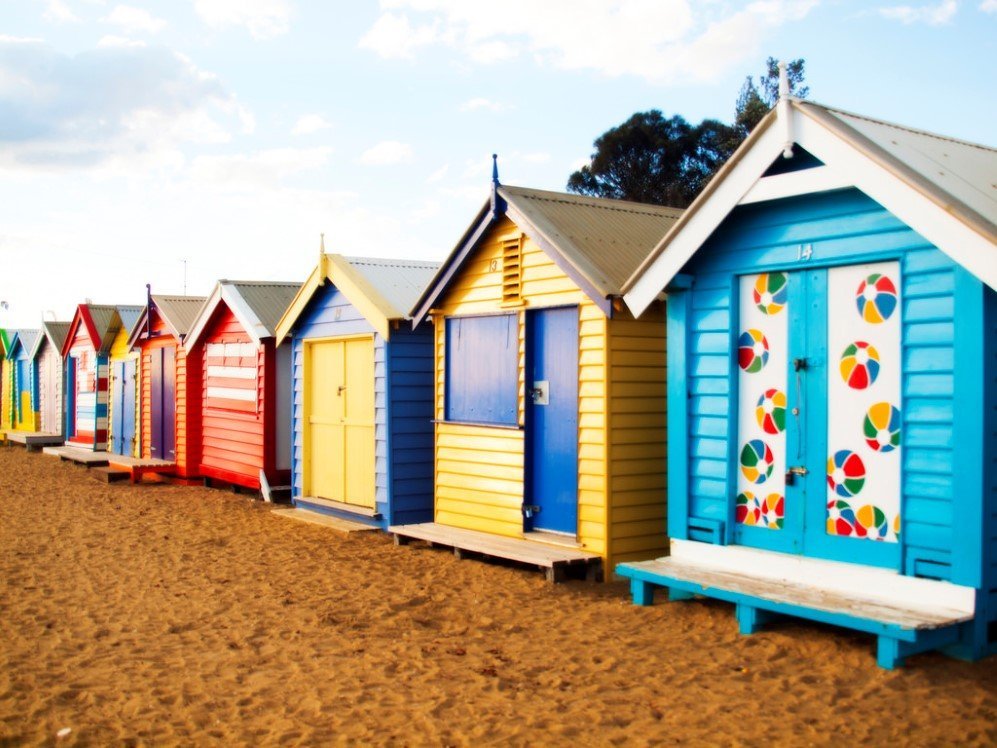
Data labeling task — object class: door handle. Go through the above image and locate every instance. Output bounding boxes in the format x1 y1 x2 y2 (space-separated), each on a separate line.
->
337 385 346 396
785 466 808 486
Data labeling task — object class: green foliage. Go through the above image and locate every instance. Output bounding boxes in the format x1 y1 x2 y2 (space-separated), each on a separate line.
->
568 57 809 208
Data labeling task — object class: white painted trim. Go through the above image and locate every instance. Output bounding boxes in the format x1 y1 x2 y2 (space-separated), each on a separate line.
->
669 539 976 616
623 104 997 317
794 114 997 290
738 165 852 205
206 342 257 358
206 386 256 401
624 124 788 316
207 365 255 379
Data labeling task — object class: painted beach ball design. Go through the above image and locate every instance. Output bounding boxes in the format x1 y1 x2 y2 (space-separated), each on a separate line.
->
760 493 785 529
826 449 866 498
740 439 775 485
863 402 901 453
855 273 898 324
827 498 857 536
736 491 760 525
854 504 890 540
753 272 789 315
839 341 881 390
893 513 901 539
738 329 769 373
755 388 787 434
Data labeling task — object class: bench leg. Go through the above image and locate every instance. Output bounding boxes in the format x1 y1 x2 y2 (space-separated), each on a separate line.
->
735 603 775 635
877 636 905 670
630 579 655 606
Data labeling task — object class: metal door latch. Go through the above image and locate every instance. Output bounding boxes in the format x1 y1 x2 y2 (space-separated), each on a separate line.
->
530 380 549 405
785 465 808 486
522 504 541 518
337 385 346 396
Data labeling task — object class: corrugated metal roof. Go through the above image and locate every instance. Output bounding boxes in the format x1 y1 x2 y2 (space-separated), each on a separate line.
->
500 186 684 297
151 295 207 338
117 306 144 337
799 102 997 240
12 329 39 355
222 282 301 336
41 321 70 353
342 258 442 320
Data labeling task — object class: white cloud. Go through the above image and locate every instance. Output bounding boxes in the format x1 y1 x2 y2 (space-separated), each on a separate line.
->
104 5 167 34
96 35 147 48
0 37 251 170
291 113 332 136
978 0 997 11
42 0 81 24
877 0 958 23
358 140 414 165
192 0 292 39
426 163 449 183
459 97 508 112
358 12 440 59
359 0 819 83
189 147 333 189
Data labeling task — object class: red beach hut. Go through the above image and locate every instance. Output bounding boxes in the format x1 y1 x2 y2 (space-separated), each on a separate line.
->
183 280 300 492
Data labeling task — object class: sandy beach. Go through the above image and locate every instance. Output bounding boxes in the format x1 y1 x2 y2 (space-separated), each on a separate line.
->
0 446 993 746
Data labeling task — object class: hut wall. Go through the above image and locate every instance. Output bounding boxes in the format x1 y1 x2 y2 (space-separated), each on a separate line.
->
37 339 63 435
675 187 970 580
199 305 269 488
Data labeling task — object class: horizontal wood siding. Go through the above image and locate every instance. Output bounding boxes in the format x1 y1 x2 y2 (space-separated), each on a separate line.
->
433 216 613 550
387 323 435 525
37 341 63 435
199 306 265 487
0 358 12 431
983 284 996 637
607 303 668 565
65 323 98 448
682 188 963 577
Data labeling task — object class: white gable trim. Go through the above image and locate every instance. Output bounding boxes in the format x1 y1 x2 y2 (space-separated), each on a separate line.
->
184 283 268 351
624 107 997 317
738 165 852 205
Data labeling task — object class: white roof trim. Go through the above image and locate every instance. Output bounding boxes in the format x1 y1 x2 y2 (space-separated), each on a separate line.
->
624 105 997 317
738 165 851 205
183 283 269 351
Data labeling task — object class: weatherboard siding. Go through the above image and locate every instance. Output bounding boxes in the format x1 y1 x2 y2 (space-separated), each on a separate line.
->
677 188 969 581
37 340 63 435
199 306 268 487
289 283 433 527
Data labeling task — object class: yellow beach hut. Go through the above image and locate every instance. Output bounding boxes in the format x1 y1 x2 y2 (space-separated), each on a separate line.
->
394 172 683 581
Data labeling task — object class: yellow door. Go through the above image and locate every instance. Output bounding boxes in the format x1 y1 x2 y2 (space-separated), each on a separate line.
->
307 337 375 508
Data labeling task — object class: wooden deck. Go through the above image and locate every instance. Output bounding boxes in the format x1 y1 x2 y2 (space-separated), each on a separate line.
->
43 445 110 466
106 455 177 482
5 431 65 450
42 446 175 481
272 508 379 536
390 522 603 583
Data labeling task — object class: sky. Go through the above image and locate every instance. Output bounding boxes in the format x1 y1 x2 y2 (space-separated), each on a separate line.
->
0 0 994 328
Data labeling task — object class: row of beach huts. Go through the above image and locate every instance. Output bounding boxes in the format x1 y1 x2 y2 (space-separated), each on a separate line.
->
2 92 995 670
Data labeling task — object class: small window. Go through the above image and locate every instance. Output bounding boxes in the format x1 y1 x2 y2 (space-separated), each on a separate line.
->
445 314 517 426
205 341 259 413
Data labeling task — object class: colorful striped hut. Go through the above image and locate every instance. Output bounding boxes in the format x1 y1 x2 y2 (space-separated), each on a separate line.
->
27 320 71 445
61 305 143 451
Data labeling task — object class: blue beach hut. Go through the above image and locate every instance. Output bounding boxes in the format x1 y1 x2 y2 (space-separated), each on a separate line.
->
274 253 440 529
618 80 997 668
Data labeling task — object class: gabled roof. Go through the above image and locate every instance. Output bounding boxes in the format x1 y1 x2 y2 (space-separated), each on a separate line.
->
62 304 144 357
276 255 440 344
186 280 302 349
0 329 10 357
410 184 684 324
128 295 207 348
30 320 71 360
9 329 39 359
623 98 997 316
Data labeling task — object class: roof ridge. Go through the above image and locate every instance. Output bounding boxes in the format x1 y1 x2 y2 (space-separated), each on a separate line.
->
343 256 441 266
801 100 997 154
221 279 302 286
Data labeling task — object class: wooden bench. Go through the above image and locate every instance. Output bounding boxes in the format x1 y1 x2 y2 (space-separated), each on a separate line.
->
390 522 602 583
617 540 976 669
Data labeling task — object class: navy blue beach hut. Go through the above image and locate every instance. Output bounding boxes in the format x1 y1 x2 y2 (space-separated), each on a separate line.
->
618 78 997 668
275 252 440 529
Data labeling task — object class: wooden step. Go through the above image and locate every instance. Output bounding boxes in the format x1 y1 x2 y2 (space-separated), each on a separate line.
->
271 508 379 536
390 522 602 583
90 466 131 483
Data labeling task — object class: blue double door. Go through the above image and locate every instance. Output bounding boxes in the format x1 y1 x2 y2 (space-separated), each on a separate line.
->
525 307 579 536
110 360 136 456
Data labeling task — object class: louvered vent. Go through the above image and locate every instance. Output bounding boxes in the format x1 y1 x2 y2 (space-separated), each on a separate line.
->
501 234 523 306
